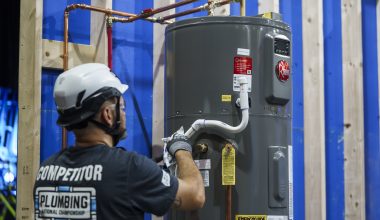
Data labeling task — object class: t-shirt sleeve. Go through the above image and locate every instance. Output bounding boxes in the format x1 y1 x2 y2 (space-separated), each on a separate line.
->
127 152 179 216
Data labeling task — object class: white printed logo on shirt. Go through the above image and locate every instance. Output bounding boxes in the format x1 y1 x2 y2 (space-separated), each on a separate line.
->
35 186 97 220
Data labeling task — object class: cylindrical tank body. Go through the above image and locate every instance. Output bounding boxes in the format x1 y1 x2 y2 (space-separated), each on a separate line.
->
165 16 292 220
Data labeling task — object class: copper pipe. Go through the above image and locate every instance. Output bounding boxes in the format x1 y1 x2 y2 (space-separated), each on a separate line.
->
159 0 231 22
110 16 173 25
226 185 232 220
61 0 203 150
106 18 113 70
62 11 69 149
160 6 206 21
65 4 137 17
63 11 69 71
126 0 198 23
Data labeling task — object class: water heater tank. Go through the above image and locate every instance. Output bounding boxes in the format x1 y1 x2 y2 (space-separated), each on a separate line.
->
165 16 292 220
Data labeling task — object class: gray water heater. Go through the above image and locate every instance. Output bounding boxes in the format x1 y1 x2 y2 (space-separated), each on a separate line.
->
165 15 292 220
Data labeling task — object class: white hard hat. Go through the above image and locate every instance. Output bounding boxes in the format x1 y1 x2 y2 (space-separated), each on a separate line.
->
54 63 128 127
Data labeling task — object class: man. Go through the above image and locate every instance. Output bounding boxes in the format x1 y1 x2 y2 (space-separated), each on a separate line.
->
33 63 205 219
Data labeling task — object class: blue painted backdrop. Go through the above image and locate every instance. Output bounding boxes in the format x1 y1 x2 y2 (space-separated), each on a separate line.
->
41 0 153 159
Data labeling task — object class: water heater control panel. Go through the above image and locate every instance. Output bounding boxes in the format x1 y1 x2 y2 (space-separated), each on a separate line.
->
264 34 292 106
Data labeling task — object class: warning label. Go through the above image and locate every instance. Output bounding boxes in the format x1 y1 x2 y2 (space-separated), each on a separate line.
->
35 186 96 219
222 145 235 185
233 55 252 92
236 215 266 220
234 56 252 75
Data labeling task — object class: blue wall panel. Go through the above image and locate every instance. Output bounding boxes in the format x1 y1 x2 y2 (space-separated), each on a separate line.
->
281 1 305 219
245 0 258 16
112 0 153 158
41 0 90 161
230 2 241 16
362 0 380 219
43 0 90 44
323 1 345 219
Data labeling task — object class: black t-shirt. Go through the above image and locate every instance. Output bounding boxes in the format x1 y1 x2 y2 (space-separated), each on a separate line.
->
33 145 178 220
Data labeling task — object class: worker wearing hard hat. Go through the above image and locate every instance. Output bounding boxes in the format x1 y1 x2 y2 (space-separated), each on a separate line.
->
33 63 205 219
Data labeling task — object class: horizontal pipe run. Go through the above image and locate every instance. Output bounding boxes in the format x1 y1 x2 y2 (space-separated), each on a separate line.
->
65 4 136 17
159 0 231 22
110 16 173 24
126 0 198 23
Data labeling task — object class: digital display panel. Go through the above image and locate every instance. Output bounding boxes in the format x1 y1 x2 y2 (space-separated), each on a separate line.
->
274 38 290 56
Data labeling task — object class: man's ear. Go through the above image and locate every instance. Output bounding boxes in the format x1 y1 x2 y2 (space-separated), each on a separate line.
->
100 106 114 126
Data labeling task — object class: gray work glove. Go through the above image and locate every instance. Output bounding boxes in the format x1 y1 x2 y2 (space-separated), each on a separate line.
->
166 133 192 156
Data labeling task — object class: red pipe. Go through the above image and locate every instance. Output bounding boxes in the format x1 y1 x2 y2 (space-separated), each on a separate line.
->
107 19 113 70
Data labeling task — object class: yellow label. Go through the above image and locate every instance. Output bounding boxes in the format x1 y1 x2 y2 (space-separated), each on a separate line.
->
221 95 232 102
262 12 272 19
222 144 235 185
236 215 267 220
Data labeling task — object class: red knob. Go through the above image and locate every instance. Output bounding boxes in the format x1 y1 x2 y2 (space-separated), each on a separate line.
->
276 60 290 82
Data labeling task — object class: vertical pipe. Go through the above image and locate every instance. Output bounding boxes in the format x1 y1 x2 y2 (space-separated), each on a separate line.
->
62 11 69 149
63 11 69 71
226 185 232 220
106 18 113 70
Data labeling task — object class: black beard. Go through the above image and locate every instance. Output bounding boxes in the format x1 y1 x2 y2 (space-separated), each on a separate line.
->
113 128 127 146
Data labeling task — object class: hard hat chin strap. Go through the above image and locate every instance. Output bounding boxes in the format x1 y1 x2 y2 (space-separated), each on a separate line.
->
90 96 123 146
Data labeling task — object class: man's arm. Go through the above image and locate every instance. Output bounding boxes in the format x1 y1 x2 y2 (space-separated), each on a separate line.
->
173 150 205 210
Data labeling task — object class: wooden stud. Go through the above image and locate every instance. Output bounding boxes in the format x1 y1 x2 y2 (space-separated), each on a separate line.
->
152 1 175 218
258 0 279 14
302 0 326 219
341 0 366 219
91 0 111 65
16 0 43 219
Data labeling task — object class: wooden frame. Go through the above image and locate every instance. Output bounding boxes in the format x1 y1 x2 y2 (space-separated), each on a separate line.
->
302 0 326 219
152 1 175 219
41 0 110 69
341 0 366 219
258 0 279 14
17 0 109 219
16 0 43 218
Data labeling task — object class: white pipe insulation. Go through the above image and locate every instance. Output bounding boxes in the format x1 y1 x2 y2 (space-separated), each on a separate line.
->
184 77 250 138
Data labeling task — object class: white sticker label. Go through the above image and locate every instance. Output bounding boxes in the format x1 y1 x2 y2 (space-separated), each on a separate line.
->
268 216 288 220
194 159 211 170
35 186 96 220
237 48 250 56
288 145 294 220
162 170 171 187
233 75 252 92
200 170 210 187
